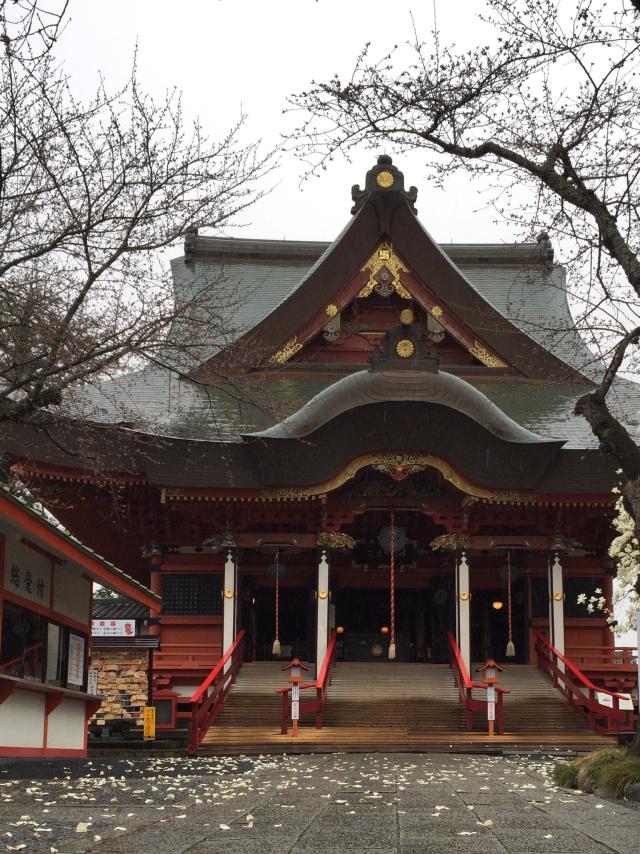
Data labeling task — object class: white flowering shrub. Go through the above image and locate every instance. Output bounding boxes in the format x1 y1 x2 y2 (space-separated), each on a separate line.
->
607 491 640 633
576 487 639 633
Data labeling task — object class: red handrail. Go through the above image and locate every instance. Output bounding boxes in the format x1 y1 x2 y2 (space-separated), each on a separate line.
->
534 631 636 734
187 629 245 755
0 641 44 673
277 630 338 734
447 632 509 734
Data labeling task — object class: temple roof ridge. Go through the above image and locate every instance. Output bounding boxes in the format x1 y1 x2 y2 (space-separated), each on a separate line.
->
179 233 556 266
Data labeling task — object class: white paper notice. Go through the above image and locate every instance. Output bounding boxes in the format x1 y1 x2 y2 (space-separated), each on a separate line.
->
67 633 85 688
596 692 614 709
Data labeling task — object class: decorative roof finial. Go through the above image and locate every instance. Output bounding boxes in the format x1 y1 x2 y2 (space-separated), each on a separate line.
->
351 155 418 215
368 311 439 373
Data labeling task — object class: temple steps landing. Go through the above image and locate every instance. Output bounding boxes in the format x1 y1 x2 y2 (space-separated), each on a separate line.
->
197 662 612 755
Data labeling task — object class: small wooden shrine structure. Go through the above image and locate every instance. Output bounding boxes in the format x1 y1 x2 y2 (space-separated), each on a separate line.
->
0 486 158 756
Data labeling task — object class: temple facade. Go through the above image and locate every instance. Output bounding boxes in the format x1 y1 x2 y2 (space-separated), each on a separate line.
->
3 156 638 738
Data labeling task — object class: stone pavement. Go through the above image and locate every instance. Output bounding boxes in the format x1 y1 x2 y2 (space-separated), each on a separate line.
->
0 753 638 854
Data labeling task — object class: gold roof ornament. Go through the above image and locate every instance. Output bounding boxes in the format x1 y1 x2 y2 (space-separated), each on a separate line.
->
430 533 471 551
396 339 415 358
317 531 356 551
268 336 303 366
358 243 412 299
351 154 418 214
469 340 508 369
376 170 395 189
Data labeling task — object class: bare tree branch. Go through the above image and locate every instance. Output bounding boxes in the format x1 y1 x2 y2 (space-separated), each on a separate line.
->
0 2 276 427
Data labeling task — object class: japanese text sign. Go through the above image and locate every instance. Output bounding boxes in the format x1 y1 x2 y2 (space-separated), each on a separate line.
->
92 619 136 637
3 538 52 608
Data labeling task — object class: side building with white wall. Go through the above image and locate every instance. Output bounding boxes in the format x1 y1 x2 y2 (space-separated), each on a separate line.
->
0 486 160 758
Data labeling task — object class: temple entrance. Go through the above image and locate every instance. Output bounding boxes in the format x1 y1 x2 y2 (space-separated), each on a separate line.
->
470 579 528 664
334 580 455 663
240 578 315 663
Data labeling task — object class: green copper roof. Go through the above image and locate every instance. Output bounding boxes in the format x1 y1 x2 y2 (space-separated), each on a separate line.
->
165 236 595 377
70 365 640 450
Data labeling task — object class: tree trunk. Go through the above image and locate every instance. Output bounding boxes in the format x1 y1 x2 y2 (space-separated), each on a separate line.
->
575 391 640 753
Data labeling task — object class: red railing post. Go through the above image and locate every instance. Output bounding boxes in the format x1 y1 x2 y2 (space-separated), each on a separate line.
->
447 632 510 735
187 629 246 756
496 691 505 735
465 687 473 731
280 691 290 735
276 630 337 734
315 686 323 729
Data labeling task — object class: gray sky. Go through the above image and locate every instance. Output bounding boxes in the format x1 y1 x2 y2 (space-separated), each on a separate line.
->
56 0 507 245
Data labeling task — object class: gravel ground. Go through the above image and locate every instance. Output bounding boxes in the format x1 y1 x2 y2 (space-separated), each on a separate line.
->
0 753 638 854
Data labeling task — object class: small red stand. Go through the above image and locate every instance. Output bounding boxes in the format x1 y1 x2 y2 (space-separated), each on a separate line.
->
282 658 309 737
475 659 504 736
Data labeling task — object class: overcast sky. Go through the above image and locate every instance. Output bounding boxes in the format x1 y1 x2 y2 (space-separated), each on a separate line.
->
56 0 510 245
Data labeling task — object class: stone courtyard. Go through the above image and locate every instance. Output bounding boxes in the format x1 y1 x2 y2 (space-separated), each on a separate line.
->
0 753 638 854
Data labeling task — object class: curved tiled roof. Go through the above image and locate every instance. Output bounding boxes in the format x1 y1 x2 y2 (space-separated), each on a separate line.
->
251 369 555 444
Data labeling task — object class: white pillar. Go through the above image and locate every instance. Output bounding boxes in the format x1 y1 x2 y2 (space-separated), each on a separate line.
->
456 550 471 674
316 550 330 678
223 549 237 671
548 551 565 659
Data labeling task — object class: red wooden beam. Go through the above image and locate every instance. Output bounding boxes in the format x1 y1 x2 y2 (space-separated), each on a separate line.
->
0 492 160 609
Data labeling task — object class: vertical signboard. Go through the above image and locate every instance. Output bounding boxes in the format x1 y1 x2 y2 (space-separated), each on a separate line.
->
143 706 156 740
487 684 496 721
87 668 99 695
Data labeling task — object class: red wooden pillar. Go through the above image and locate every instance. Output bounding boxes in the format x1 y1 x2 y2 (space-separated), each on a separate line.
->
148 548 162 637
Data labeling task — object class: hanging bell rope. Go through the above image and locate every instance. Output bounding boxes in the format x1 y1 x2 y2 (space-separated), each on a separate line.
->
272 551 281 657
388 510 396 660
506 551 515 657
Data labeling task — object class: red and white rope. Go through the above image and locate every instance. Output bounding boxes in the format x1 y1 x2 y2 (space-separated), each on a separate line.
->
507 551 513 645
274 551 280 642
390 510 396 647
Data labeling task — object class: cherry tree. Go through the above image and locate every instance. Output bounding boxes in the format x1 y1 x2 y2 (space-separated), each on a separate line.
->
0 1 273 427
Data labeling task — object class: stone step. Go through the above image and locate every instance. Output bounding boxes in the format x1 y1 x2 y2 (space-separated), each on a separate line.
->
201 661 603 752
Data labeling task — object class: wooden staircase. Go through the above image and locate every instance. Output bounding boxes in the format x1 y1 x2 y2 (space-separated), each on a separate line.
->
198 661 613 754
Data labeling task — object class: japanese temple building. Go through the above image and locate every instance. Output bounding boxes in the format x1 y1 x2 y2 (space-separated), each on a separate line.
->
2 156 639 747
